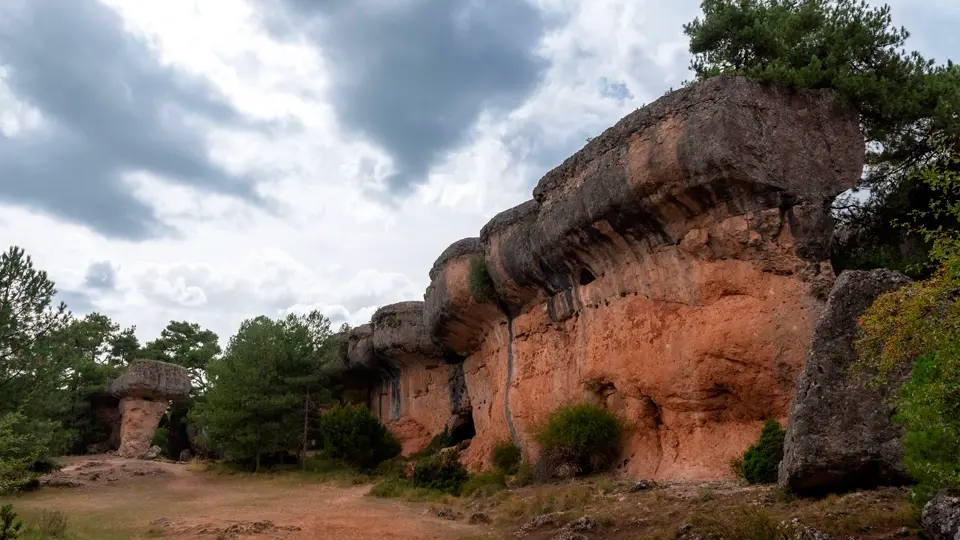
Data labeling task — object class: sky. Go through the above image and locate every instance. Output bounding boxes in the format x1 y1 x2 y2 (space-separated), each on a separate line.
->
1 0 957 346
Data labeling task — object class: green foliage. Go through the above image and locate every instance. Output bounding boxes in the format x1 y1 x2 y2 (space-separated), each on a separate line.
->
461 469 506 497
317 404 400 469
535 402 624 475
140 321 221 394
683 1 960 274
856 251 960 504
411 451 469 495
151 426 169 455
514 462 534 487
468 255 497 304
683 0 949 144
190 311 342 471
409 429 453 460
0 505 22 540
34 510 67 538
491 441 522 474
738 420 786 484
368 477 449 502
0 412 55 495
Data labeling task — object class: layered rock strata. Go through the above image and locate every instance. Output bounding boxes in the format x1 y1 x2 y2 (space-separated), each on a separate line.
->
110 359 191 459
342 76 865 479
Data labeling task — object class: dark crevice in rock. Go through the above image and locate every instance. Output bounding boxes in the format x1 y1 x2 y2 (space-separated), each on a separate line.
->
578 268 596 286
501 302 521 447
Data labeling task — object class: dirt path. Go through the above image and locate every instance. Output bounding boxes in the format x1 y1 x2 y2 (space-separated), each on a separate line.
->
4 456 489 540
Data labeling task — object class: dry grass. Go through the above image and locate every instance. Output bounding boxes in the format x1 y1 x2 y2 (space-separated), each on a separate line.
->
451 477 923 540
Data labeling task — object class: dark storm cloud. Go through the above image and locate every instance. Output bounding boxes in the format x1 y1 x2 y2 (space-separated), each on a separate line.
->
83 260 118 290
267 0 550 193
0 0 264 240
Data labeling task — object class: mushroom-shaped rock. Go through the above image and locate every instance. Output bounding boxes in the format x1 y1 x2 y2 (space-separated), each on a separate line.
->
110 360 191 459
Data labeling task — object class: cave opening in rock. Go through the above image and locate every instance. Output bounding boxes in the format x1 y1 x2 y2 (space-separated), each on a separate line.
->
449 412 476 444
579 268 597 286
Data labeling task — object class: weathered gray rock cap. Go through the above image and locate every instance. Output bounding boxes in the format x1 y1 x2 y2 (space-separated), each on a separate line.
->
110 359 191 399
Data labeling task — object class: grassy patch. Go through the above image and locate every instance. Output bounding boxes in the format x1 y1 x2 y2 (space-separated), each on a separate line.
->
368 478 451 503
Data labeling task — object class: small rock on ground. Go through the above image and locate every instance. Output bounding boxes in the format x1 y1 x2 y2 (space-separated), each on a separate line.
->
436 507 457 520
630 479 656 492
551 531 588 540
563 516 597 532
469 513 491 525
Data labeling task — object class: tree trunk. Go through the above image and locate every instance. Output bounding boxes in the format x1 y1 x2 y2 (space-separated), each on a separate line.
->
301 389 310 469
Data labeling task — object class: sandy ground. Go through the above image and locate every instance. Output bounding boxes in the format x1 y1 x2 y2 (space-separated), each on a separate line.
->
4 455 489 540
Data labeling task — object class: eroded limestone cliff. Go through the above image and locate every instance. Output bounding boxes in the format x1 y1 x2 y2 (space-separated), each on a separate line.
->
341 76 864 480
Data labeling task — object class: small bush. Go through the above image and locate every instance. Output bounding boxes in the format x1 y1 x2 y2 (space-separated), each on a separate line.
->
412 452 469 495
468 255 497 303
410 429 453 460
491 441 522 474
318 404 401 469
738 420 786 485
0 505 22 540
513 462 534 487
535 402 624 476
461 470 506 497
35 510 68 538
28 457 61 475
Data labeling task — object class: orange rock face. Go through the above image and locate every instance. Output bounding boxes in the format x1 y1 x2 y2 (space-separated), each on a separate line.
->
342 76 865 481
117 397 169 458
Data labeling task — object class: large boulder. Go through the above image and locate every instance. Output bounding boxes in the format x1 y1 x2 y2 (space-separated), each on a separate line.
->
779 269 914 495
923 493 960 540
110 360 191 459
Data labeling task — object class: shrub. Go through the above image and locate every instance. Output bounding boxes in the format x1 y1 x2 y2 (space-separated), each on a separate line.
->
491 441 522 474
468 255 497 303
514 462 534 487
461 469 506 497
738 420 786 485
409 429 453 460
35 510 68 538
856 254 960 504
318 404 400 469
535 402 624 476
412 451 468 495
0 505 22 540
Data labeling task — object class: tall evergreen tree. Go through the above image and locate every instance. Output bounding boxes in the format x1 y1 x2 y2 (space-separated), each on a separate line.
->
190 311 340 471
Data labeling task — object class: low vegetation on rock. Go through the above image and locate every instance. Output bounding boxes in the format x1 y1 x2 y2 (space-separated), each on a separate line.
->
467 254 497 304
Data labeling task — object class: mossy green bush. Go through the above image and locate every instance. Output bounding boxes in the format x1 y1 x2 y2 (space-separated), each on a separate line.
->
318 404 400 469
412 451 468 495
737 420 786 484
491 440 522 474
535 402 624 475
468 255 497 304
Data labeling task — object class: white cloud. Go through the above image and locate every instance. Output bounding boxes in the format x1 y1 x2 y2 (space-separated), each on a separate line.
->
0 0 955 347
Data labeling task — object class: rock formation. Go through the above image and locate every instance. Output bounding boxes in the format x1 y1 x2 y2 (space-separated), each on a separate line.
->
342 75 865 480
779 269 914 495
923 493 960 540
341 303 473 454
110 359 191 459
